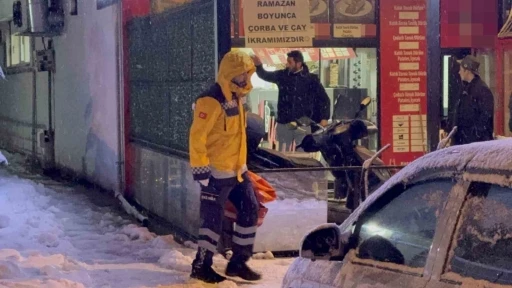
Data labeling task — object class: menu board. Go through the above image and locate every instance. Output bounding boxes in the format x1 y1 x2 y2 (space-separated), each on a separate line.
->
243 0 313 48
233 0 377 40
380 0 427 166
332 0 376 38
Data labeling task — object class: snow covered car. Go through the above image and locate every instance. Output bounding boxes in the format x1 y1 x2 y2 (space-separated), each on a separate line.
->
282 139 512 288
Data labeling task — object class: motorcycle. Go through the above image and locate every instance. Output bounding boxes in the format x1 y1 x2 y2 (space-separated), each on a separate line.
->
293 97 391 215
245 97 392 224
246 112 324 171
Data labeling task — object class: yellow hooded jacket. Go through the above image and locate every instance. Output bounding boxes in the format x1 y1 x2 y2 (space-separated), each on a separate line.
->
189 51 255 182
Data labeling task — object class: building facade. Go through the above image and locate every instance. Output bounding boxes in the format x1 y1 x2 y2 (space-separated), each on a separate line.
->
0 0 507 247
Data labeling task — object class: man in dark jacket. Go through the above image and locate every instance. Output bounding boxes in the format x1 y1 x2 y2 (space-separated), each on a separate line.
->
251 51 330 151
452 55 494 145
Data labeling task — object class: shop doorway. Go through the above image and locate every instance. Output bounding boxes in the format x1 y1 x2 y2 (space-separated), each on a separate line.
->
440 49 471 136
497 39 512 137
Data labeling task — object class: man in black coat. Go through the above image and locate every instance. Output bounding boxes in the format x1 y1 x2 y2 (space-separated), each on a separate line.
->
452 55 494 145
251 51 330 151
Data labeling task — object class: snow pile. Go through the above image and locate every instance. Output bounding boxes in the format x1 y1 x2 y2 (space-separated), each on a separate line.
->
158 250 194 272
121 224 156 241
252 251 274 260
0 150 8 165
0 150 30 174
0 154 293 287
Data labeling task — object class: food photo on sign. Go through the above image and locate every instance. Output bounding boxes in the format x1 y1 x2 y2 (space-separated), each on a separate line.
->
331 0 376 23
309 0 329 22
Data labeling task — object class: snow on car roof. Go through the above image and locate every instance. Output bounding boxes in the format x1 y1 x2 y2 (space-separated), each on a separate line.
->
401 138 512 178
340 139 512 230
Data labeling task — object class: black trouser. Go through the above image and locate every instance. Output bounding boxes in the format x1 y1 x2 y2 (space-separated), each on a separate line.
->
196 173 258 266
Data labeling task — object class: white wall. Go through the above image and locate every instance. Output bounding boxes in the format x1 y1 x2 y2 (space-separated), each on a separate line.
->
0 23 49 157
0 1 120 192
53 0 119 191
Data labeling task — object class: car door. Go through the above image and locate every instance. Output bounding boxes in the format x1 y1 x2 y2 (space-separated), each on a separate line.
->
428 181 512 288
337 178 458 288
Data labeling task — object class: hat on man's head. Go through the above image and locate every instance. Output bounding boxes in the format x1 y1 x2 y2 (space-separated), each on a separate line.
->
459 55 480 75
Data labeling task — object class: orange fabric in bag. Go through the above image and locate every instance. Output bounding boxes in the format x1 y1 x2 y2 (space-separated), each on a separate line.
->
247 171 277 204
224 171 277 226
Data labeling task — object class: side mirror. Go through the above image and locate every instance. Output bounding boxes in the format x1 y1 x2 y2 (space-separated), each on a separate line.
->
299 224 349 261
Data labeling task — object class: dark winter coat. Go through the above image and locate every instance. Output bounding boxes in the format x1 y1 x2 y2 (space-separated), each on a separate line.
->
452 76 494 145
255 65 331 124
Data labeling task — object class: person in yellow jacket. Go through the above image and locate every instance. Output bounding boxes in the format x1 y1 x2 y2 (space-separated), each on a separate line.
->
189 50 261 283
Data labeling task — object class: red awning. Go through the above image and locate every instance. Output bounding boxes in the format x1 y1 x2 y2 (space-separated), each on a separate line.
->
238 48 356 65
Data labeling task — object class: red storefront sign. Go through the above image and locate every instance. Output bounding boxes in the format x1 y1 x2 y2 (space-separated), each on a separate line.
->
380 0 427 165
440 0 497 48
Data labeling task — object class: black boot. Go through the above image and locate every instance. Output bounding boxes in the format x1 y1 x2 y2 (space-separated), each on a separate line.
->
190 248 226 283
220 249 233 260
225 260 261 281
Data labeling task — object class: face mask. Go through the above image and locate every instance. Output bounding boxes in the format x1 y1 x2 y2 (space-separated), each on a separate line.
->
231 79 247 88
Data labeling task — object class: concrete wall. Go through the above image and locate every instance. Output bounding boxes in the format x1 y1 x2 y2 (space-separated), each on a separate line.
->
52 1 119 191
0 0 120 192
129 143 329 252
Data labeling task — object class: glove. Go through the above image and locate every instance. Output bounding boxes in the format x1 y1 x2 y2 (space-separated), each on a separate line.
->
198 179 209 187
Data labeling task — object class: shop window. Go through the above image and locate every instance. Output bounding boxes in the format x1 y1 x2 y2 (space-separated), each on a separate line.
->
128 0 216 153
502 0 512 21
500 0 512 37
5 23 31 67
235 47 378 153
475 49 497 98
474 49 497 135
445 182 512 285
504 49 512 136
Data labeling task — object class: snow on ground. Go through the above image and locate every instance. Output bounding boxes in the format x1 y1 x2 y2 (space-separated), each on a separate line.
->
254 199 326 252
0 152 294 287
0 151 8 165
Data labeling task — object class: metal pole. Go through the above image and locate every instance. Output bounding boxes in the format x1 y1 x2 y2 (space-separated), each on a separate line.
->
31 36 37 169
251 165 405 174
427 0 441 152
116 1 126 196
47 39 55 169
47 40 53 135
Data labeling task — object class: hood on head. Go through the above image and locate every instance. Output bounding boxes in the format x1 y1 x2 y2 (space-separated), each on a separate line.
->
217 51 256 101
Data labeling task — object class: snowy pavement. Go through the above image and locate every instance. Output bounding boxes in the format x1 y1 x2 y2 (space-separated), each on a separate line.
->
0 151 293 287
